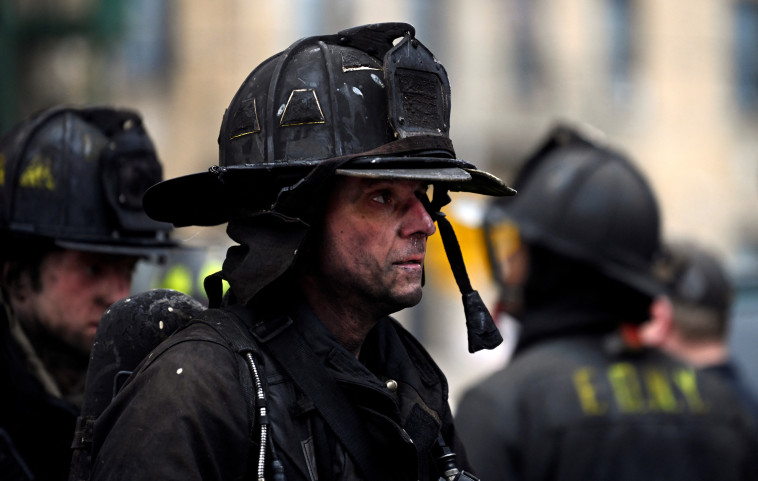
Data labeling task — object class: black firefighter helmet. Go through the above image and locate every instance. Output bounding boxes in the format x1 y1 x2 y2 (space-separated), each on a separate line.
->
484 124 664 301
144 22 515 352
144 22 513 225
0 106 175 256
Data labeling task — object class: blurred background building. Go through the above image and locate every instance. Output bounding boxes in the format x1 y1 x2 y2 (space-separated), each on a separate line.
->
2 0 757 407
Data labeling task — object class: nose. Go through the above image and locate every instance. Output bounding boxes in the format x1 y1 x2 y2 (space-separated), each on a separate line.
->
401 195 437 238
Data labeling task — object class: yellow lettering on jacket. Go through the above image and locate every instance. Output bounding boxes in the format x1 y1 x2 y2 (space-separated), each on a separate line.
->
608 363 646 413
573 368 607 415
644 368 679 412
673 368 710 413
571 363 709 416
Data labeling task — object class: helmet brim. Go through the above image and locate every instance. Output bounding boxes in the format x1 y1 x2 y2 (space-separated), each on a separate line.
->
336 166 516 198
516 219 665 300
143 167 294 227
144 156 515 228
336 166 471 182
143 171 232 227
55 238 178 257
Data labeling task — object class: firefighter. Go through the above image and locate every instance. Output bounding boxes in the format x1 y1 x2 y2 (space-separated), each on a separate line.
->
0 106 175 481
642 240 758 420
455 125 758 481
90 23 513 481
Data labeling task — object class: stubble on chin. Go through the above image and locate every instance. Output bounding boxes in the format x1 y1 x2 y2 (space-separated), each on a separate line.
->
381 271 424 313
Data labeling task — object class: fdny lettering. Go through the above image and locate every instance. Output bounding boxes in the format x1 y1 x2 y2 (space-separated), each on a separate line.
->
572 363 709 415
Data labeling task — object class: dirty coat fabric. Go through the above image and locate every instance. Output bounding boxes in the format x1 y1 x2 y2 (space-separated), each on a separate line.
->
456 331 758 481
90 300 468 481
701 360 758 423
0 297 79 481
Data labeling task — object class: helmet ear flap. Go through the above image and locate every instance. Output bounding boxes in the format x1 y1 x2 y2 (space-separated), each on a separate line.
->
222 212 309 306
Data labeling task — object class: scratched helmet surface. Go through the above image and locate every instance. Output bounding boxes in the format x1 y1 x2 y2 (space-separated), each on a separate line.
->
144 22 514 227
0 106 174 255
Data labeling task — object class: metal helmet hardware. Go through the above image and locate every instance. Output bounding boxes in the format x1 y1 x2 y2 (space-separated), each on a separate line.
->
0 106 175 255
484 124 663 298
144 23 515 353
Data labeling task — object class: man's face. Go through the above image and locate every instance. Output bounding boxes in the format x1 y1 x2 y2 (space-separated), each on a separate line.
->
12 249 137 353
310 176 436 316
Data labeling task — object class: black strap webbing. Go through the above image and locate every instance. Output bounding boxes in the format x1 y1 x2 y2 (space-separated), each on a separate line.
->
223 305 390 481
195 309 259 439
430 188 503 353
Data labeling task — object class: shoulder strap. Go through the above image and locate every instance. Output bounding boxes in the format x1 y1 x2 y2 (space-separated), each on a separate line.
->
224 305 391 481
193 309 259 439
195 308 287 481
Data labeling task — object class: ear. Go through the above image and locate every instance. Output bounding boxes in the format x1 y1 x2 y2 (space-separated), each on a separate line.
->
639 296 674 347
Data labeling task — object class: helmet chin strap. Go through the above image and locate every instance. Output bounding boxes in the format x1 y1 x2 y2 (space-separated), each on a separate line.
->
429 188 503 353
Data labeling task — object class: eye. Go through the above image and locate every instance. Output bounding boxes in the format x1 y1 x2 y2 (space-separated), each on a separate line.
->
371 190 392 205
86 263 104 277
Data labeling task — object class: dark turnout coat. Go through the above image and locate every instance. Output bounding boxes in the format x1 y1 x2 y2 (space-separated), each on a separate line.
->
456 331 758 481
90 300 468 481
0 300 79 481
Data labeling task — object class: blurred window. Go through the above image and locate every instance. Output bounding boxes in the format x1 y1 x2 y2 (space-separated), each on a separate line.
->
119 0 171 80
293 0 328 36
605 0 635 103
735 0 758 113
511 0 543 100
408 0 446 58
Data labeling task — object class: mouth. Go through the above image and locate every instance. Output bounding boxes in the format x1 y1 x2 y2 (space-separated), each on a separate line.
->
393 257 424 268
